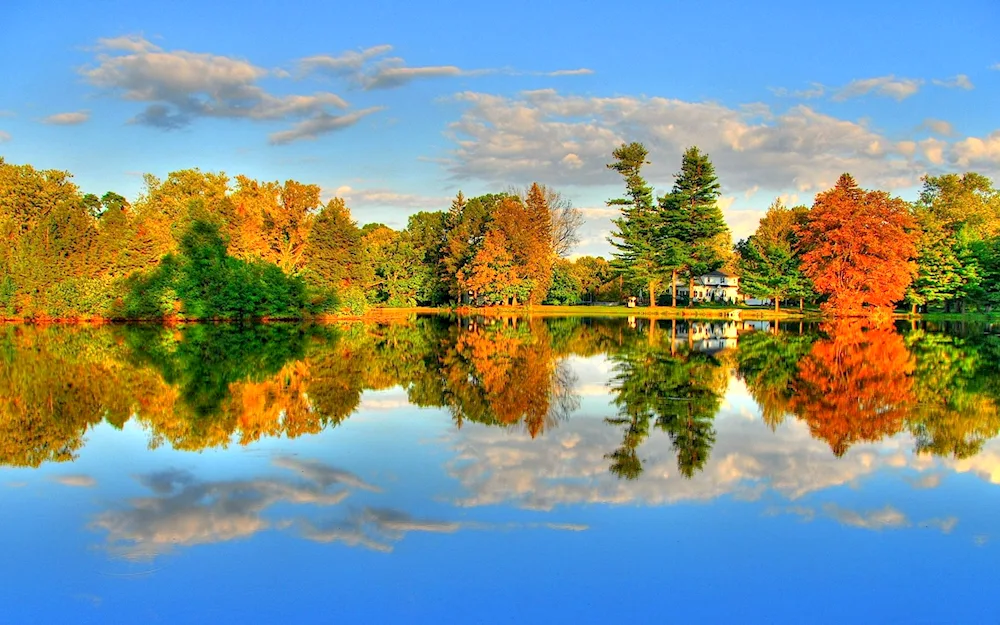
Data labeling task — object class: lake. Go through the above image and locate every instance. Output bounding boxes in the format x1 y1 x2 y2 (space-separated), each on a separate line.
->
1 316 999 623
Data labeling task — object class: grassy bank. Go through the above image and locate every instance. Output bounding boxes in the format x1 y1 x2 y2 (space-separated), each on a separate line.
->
357 304 819 320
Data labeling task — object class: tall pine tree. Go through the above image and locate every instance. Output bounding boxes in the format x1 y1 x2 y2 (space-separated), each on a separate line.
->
664 147 728 305
607 142 663 306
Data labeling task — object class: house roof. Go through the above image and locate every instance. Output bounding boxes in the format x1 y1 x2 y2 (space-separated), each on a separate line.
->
705 270 737 278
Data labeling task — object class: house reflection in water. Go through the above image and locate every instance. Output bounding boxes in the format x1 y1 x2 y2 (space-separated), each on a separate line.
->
672 320 774 353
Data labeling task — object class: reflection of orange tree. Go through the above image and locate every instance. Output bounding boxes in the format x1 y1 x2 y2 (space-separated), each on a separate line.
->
790 320 915 456
435 317 578 438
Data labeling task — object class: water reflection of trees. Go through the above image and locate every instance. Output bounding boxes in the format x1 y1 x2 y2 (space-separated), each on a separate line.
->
3 316 1000 476
0 317 600 465
606 320 729 480
738 320 1000 459
412 317 580 437
790 320 915 457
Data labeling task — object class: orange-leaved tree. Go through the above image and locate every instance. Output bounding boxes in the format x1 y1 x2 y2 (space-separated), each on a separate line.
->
797 174 918 315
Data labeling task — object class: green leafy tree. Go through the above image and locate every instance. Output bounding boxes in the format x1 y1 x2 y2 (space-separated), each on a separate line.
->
915 173 1000 311
405 211 449 305
544 259 583 305
737 199 811 312
304 198 368 298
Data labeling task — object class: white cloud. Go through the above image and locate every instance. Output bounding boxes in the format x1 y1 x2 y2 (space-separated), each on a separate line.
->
933 74 974 90
272 456 381 492
0 131 9 143
42 111 90 125
920 138 948 165
992 63 1000 71
330 187 450 210
297 45 395 77
822 503 910 530
833 75 923 101
96 34 161 53
83 35 360 139
91 459 382 560
577 206 621 219
52 474 96 487
922 119 955 136
298 46 470 90
445 90 928 197
0 110 14 118
363 63 463 90
951 131 1000 169
771 83 826 99
92 469 350 560
546 69 595 77
922 517 958 534
268 106 384 144
298 45 590 90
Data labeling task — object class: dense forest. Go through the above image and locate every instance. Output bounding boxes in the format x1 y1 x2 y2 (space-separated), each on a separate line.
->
2 317 999 479
1 144 999 320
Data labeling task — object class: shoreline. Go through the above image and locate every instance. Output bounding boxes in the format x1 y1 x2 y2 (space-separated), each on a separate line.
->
1 305 997 325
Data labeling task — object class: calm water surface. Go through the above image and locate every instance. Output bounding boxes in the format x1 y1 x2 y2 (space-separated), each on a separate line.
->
2 316 999 623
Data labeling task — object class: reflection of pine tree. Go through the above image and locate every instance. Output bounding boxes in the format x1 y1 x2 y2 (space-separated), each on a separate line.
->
604 413 648 480
607 341 725 480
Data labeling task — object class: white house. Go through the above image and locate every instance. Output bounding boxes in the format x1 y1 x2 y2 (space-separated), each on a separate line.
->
675 270 742 303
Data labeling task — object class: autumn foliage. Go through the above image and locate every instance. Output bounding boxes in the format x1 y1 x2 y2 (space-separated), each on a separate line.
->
797 174 918 315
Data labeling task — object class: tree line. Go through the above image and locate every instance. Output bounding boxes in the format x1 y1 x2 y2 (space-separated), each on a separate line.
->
607 142 1000 315
4 146 999 319
0 158 604 320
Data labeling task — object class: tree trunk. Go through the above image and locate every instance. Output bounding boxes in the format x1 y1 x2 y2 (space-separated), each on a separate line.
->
911 303 917 315
799 298 804 312
688 276 695 307
774 295 780 314
671 270 677 307
649 280 657 308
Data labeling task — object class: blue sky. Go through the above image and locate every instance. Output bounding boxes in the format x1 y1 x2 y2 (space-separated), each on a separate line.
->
1 0 998 255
